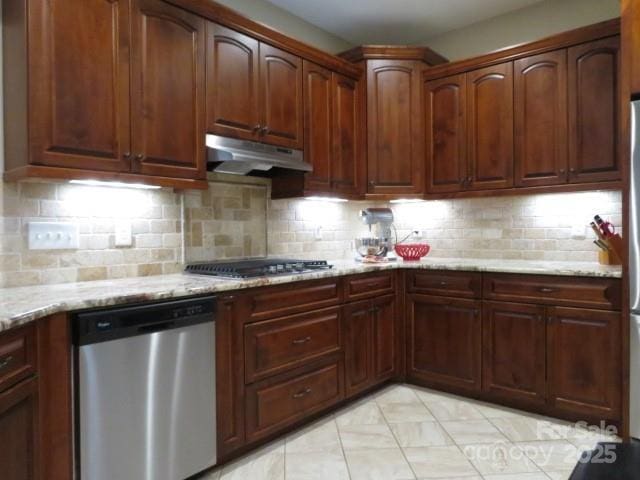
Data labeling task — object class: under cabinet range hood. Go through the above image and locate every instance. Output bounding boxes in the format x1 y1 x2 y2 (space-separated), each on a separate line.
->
206 134 311 175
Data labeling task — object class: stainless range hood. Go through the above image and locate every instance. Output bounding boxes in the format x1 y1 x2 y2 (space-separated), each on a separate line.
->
206 134 311 175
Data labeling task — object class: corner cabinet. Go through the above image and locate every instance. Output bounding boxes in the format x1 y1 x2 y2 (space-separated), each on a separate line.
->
4 0 208 188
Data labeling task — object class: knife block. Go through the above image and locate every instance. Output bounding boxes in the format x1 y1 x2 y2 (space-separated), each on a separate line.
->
597 234 624 266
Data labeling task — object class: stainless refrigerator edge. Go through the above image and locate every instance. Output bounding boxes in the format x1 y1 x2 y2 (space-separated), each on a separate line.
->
629 100 640 439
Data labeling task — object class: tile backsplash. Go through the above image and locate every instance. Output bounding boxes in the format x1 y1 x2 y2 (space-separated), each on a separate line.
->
0 174 622 288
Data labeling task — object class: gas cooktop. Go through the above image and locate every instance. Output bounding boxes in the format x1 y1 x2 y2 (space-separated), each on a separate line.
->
185 259 333 279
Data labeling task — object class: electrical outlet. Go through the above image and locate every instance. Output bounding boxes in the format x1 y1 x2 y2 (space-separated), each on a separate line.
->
314 226 323 241
571 224 587 240
115 221 133 247
28 222 79 250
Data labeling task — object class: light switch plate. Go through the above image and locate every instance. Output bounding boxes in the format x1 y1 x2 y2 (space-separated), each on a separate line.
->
115 221 133 247
571 224 587 240
28 222 79 250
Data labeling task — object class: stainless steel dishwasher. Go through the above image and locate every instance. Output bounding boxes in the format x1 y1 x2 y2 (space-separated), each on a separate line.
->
74 296 216 480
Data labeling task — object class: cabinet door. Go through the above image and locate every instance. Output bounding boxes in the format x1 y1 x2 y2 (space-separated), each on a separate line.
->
344 301 373 397
0 378 39 480
29 0 131 172
547 307 621 419
467 62 514 190
332 73 365 197
259 44 304 149
130 0 207 179
216 295 246 460
424 74 467 193
366 60 424 195
482 302 547 406
515 51 568 187
303 62 333 192
407 294 482 393
568 36 621 183
206 23 260 141
372 295 397 382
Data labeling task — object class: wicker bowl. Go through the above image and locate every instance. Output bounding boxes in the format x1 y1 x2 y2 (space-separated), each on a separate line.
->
395 243 430 261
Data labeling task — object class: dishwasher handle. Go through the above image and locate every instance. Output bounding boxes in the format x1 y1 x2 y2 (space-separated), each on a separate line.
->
137 321 176 334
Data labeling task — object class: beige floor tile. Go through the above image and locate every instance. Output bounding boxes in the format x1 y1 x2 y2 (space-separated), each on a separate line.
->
490 416 564 442
564 424 621 451
425 400 485 421
339 423 399 450
375 384 421 405
441 419 508 445
345 448 415 480
286 418 342 454
483 473 550 480
473 402 524 419
220 441 285 480
517 440 580 472
404 445 478 478
461 442 541 475
285 450 350 480
390 421 454 448
381 402 436 423
335 400 386 427
544 470 574 480
411 386 462 404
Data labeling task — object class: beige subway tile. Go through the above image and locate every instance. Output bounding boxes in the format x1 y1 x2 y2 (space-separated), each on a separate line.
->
78 267 108 282
21 253 59 269
137 263 163 277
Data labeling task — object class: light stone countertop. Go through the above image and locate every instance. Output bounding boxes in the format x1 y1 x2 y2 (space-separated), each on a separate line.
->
0 258 622 333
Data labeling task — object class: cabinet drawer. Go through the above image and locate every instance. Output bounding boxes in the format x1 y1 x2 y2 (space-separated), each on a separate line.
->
407 270 482 298
345 271 395 301
0 325 37 393
245 358 343 442
247 279 342 321
483 274 622 310
245 307 341 383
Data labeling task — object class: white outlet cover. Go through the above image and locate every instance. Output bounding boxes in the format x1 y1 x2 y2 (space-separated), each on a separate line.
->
571 224 587 240
115 221 133 247
28 222 79 250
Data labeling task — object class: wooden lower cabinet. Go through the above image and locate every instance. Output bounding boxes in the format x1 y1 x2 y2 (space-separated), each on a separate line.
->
407 294 482 393
0 378 38 480
547 306 621 420
344 295 397 397
245 357 344 443
482 301 547 406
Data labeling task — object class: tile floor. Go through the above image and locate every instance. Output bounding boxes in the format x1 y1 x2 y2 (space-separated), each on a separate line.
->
199 384 621 480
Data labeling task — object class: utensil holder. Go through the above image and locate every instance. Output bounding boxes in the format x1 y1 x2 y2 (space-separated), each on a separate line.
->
598 234 624 266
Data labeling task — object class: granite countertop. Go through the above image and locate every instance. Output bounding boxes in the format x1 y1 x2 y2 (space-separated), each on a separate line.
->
0 258 622 333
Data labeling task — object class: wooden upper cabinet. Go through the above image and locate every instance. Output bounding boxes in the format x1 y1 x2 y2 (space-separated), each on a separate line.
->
547 307 621 419
259 44 304 149
623 0 640 96
130 0 206 179
303 61 333 191
206 23 260 141
467 62 514 190
28 0 131 173
515 51 568 187
568 36 621 183
331 74 364 197
366 60 424 195
424 74 467 193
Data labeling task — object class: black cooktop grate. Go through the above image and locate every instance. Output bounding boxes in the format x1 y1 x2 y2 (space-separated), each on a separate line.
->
185 259 332 279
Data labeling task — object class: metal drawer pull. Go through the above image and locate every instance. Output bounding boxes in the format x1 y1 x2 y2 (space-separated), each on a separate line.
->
0 355 14 371
292 336 312 345
538 287 557 293
292 387 312 399
439 281 448 286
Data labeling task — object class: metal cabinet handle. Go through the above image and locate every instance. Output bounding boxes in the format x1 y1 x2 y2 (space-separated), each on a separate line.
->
0 355 14 371
439 281 448 286
538 287 557 293
292 336 311 345
292 387 312 399
253 124 262 132
474 309 480 316
134 154 144 161
123 152 132 160
261 126 270 135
